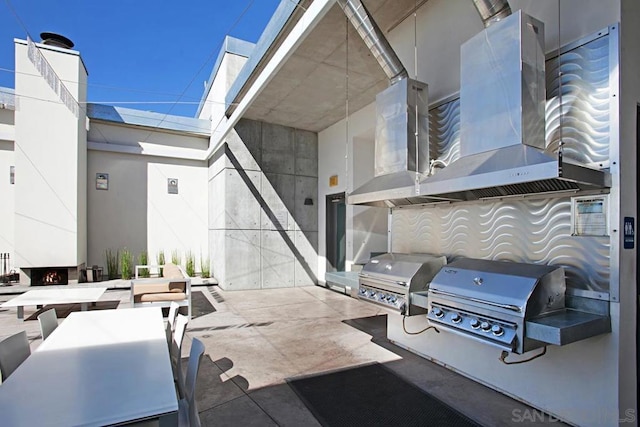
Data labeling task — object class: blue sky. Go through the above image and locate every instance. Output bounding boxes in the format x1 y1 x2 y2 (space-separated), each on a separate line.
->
0 0 281 117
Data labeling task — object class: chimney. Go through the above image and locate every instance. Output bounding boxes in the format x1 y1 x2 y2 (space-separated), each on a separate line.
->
40 32 75 49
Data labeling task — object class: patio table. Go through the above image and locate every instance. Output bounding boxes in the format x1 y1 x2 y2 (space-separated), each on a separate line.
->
0 307 178 426
0 287 107 319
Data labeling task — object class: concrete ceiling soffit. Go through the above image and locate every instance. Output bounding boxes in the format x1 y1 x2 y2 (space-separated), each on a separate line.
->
244 0 418 133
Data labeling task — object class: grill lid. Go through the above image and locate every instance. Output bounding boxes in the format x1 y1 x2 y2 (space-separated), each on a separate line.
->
429 258 562 312
360 253 445 284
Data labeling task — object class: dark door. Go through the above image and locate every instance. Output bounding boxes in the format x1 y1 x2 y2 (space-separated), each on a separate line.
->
326 193 346 272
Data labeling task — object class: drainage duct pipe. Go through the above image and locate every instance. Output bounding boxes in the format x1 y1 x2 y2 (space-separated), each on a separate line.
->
337 0 408 84
471 0 512 27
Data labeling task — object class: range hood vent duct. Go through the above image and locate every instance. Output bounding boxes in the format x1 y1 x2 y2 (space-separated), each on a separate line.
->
419 10 610 203
472 0 512 28
337 0 408 84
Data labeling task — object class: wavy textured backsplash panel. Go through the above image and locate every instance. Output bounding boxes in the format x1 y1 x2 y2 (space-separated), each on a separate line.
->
545 35 610 166
392 198 610 294
429 32 610 168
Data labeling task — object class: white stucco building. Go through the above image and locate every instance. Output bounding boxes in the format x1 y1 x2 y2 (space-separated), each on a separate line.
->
0 1 637 425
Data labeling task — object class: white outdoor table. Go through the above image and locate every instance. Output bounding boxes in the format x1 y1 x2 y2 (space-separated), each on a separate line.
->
0 287 107 319
0 307 178 426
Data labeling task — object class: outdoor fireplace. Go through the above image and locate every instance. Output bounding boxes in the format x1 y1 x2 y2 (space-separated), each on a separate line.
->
31 268 69 285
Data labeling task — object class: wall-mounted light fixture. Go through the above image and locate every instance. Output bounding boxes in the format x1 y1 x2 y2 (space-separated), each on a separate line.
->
304 198 314 206
96 173 108 190
10 166 15 184
168 178 179 194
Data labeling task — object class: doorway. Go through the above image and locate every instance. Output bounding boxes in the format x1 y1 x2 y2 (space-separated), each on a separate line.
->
326 193 346 272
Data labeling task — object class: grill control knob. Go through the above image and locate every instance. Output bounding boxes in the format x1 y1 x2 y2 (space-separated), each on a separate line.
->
491 325 504 336
368 291 376 298
359 288 367 295
387 295 396 303
451 313 462 324
480 321 491 331
433 308 444 318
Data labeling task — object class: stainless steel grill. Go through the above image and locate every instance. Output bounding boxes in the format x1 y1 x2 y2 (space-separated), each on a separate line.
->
427 258 566 354
358 253 446 316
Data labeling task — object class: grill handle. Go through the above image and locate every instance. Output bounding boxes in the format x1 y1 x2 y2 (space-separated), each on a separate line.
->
430 289 522 312
359 273 407 287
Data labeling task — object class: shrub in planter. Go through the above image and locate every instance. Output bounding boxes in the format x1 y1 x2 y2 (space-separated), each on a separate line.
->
138 251 150 278
120 248 134 280
105 249 119 280
200 255 211 279
185 251 195 277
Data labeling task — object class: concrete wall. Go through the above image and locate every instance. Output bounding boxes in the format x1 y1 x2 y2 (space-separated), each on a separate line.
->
13 40 87 269
209 118 318 290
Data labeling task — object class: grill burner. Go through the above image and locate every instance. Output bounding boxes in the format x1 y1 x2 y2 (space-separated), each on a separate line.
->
359 253 446 315
427 258 565 354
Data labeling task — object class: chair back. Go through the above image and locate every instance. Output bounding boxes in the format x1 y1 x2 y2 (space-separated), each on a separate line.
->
38 308 58 341
185 338 205 427
172 314 189 394
0 331 31 382
165 301 180 346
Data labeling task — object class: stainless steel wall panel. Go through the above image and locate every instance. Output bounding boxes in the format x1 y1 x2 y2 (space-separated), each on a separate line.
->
429 98 461 169
392 197 610 297
545 35 610 167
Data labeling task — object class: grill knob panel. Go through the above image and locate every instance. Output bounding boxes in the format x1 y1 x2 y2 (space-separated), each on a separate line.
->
433 308 445 318
480 321 491 331
491 325 504 336
470 319 480 329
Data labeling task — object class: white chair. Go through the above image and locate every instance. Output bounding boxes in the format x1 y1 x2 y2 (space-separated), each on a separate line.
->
178 338 205 427
171 314 189 395
165 301 180 347
37 308 58 341
0 330 31 382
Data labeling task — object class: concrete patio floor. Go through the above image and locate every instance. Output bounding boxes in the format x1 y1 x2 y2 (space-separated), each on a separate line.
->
0 284 562 426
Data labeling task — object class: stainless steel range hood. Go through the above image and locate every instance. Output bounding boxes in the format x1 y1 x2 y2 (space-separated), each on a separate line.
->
419 10 610 202
336 0 432 208
348 77 432 207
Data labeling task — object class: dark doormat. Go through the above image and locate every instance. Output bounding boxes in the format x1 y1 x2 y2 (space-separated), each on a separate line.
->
288 363 480 427
26 300 120 320
191 290 216 319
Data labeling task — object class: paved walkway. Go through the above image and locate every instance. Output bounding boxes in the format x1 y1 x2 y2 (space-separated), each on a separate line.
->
0 285 561 426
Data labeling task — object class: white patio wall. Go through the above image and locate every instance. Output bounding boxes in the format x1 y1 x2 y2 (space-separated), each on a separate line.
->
87 133 209 272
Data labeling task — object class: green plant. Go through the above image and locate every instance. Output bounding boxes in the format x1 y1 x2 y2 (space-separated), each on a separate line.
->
156 250 165 276
200 254 211 279
185 251 195 277
138 250 149 278
171 249 181 266
120 248 134 280
105 249 119 280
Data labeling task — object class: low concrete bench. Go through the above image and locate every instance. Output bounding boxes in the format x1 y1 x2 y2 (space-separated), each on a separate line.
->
130 264 191 318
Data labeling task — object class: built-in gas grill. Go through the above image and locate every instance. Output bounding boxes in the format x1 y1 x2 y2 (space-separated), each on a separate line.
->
427 258 566 354
359 253 446 316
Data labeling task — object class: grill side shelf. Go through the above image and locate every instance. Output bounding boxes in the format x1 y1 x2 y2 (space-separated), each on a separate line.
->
525 309 611 346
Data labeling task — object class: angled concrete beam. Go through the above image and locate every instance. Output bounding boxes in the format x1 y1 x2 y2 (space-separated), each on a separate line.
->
204 0 337 160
